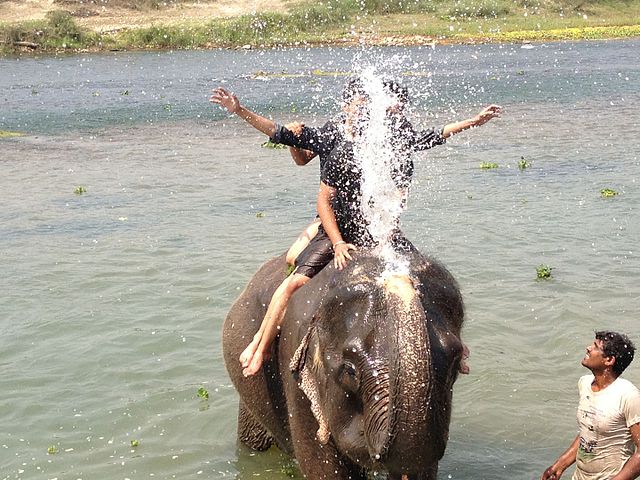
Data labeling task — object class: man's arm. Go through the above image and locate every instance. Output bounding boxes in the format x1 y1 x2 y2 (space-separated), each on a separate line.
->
210 87 276 137
290 148 317 165
285 121 317 165
211 87 329 154
317 182 355 270
442 104 502 138
541 435 579 480
611 423 640 480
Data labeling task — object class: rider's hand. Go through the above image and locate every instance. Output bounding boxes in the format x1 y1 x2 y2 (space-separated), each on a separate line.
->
285 121 305 137
473 104 502 127
210 87 240 114
334 242 356 270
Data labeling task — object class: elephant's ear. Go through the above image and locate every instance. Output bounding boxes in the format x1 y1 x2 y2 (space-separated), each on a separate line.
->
289 323 331 445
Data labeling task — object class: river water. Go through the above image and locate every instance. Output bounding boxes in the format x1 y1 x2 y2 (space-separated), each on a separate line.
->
1 39 639 480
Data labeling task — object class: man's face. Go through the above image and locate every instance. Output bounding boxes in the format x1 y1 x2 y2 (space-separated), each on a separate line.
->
581 338 613 371
342 94 369 121
386 93 405 115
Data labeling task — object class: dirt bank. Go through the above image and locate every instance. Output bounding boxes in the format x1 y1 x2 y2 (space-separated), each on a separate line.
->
0 0 289 32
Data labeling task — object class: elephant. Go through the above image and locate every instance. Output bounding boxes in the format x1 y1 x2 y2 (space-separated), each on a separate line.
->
222 241 465 479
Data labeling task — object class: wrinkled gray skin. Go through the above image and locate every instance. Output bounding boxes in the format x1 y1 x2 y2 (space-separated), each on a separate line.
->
223 243 464 480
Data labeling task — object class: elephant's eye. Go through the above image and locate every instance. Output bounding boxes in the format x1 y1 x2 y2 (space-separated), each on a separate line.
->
338 361 360 393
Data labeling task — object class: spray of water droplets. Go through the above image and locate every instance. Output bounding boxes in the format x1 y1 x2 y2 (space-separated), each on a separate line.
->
351 63 411 277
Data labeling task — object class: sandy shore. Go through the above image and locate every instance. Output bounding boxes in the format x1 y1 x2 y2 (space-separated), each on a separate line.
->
0 0 289 32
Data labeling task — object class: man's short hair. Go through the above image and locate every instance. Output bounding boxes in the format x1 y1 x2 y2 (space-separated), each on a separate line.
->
596 330 635 376
383 80 409 105
342 77 368 104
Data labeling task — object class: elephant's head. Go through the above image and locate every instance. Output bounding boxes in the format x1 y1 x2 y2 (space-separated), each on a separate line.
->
291 251 464 476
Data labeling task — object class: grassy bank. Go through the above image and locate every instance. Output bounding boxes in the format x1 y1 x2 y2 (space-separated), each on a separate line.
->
2 0 640 54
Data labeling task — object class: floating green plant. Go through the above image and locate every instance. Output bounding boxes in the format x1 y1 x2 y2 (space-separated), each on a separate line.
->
480 162 499 169
74 186 87 195
121 90 129 96
255 211 265 218
47 445 58 455
311 68 350 77
518 156 531 169
516 69 525 75
600 188 618 198
0 130 24 138
536 264 553 279
252 71 305 79
261 140 286 149
281 459 298 478
130 439 139 448
197 386 209 400
286 264 295 276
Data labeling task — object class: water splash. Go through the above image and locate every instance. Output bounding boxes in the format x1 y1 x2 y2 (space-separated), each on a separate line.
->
352 65 411 276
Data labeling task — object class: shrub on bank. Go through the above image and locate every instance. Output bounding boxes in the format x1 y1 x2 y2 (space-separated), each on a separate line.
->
0 10 99 52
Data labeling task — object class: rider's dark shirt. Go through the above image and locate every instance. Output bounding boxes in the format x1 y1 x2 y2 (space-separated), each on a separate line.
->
270 116 446 245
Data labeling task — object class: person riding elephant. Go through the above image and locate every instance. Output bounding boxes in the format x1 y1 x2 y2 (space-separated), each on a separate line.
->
222 244 465 479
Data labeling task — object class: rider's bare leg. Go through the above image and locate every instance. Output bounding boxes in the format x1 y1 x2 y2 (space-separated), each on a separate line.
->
285 220 320 266
240 273 310 376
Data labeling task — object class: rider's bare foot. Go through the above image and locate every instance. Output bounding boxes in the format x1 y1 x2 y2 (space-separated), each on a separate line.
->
242 350 270 377
459 343 470 374
239 337 260 368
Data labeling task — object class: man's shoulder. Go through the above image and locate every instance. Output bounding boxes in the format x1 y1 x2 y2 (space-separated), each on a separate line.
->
613 377 640 397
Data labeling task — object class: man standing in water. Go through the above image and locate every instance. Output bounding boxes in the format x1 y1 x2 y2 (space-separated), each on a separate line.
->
542 331 640 480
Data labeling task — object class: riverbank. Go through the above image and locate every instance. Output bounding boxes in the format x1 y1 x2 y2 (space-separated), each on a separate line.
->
2 0 640 54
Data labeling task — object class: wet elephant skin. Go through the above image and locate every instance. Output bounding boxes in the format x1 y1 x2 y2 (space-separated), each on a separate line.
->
222 242 464 479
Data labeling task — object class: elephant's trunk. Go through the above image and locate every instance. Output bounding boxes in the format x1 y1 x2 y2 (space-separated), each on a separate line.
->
361 356 391 460
366 275 453 474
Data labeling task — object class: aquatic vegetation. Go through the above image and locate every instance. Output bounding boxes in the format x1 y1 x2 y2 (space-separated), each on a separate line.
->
311 68 351 77
130 439 139 448
255 212 265 218
197 386 209 399
600 188 618 198
0 130 24 138
480 162 499 169
286 264 295 276
252 71 305 79
536 264 553 279
518 156 531 169
261 140 286 149
281 459 299 478
74 186 87 195
47 445 58 455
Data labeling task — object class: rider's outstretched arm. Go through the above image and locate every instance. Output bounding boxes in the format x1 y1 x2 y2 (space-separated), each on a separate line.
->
210 87 276 137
